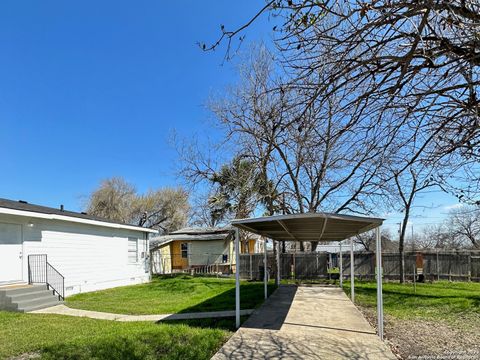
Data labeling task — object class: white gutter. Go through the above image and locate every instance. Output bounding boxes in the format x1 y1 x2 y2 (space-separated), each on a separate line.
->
0 207 158 234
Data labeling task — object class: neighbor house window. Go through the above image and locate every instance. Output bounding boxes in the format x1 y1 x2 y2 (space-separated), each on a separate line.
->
128 237 138 263
222 254 228 263
181 243 188 258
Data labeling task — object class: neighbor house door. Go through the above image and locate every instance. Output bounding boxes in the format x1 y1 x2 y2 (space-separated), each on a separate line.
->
0 222 23 282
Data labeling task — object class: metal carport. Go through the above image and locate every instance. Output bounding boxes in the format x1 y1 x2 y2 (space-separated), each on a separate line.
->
231 212 385 340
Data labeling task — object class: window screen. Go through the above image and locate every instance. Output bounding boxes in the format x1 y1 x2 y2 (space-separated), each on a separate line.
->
181 243 188 259
128 237 138 263
0 223 22 244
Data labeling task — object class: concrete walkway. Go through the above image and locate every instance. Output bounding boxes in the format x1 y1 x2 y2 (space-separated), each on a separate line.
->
31 304 254 322
212 285 397 360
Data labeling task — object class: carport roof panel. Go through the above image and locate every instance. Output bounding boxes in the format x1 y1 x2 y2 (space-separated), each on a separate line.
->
231 213 383 242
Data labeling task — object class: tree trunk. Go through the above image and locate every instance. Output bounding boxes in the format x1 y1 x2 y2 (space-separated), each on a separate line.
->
399 210 410 284
399 241 405 284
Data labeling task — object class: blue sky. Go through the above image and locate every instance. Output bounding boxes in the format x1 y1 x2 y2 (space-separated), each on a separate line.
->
0 1 460 236
0 1 272 206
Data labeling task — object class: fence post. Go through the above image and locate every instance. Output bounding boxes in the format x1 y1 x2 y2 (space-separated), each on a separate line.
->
436 250 440 282
249 254 253 280
292 252 296 281
468 252 472 282
413 265 416 294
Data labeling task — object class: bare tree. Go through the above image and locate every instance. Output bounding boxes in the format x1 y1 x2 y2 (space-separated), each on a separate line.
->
130 188 189 232
86 177 189 233
189 192 224 228
179 46 393 254
355 228 396 251
447 205 480 248
392 163 439 282
203 0 480 202
86 177 136 223
420 223 465 249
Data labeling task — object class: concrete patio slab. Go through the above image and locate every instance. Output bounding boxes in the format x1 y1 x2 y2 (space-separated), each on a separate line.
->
31 304 253 322
212 285 397 360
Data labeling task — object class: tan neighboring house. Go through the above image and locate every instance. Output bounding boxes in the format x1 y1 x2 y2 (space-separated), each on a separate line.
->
150 227 260 274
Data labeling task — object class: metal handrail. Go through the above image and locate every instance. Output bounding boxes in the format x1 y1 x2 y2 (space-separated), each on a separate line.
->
46 262 65 300
28 254 65 301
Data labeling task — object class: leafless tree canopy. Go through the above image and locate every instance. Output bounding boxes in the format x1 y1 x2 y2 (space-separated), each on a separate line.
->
206 47 392 216
355 228 397 251
86 177 189 233
183 1 480 256
203 0 480 203
447 205 480 248
408 205 480 249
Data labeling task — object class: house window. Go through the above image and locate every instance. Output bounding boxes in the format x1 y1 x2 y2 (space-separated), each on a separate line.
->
181 243 188 259
128 237 138 263
222 254 228 263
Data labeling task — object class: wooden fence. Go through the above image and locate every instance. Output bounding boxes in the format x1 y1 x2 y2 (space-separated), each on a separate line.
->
239 250 480 282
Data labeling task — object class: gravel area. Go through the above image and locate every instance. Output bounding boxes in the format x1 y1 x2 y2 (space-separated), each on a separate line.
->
358 307 480 360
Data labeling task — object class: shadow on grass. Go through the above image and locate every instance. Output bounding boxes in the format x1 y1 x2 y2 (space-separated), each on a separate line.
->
160 316 249 331
152 275 278 331
40 328 227 360
174 282 277 314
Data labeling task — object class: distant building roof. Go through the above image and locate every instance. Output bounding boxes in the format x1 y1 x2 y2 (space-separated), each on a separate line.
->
150 226 233 249
170 226 233 235
0 198 157 233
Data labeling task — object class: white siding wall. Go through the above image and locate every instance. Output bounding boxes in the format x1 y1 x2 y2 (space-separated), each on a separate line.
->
150 245 172 274
0 214 150 296
189 240 230 266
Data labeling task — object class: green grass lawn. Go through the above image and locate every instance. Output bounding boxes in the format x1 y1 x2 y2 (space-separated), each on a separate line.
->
0 311 232 360
343 281 480 323
66 275 276 315
0 276 268 359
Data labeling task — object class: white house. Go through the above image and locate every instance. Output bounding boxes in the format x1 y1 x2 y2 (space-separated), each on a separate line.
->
0 198 157 299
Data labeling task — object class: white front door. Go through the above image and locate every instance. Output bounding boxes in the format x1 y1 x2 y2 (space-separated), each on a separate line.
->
0 222 23 282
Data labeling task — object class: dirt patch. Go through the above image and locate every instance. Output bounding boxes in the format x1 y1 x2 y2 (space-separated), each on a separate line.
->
358 307 480 360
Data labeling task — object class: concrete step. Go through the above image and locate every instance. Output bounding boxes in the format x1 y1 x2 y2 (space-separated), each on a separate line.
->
10 292 59 306
1 285 62 312
6 289 54 302
10 294 62 312
17 298 64 313
0 285 48 296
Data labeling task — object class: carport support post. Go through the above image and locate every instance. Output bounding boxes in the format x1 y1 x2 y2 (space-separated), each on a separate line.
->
339 242 343 288
264 238 268 299
375 226 384 341
235 228 240 328
276 241 281 285
350 237 355 302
